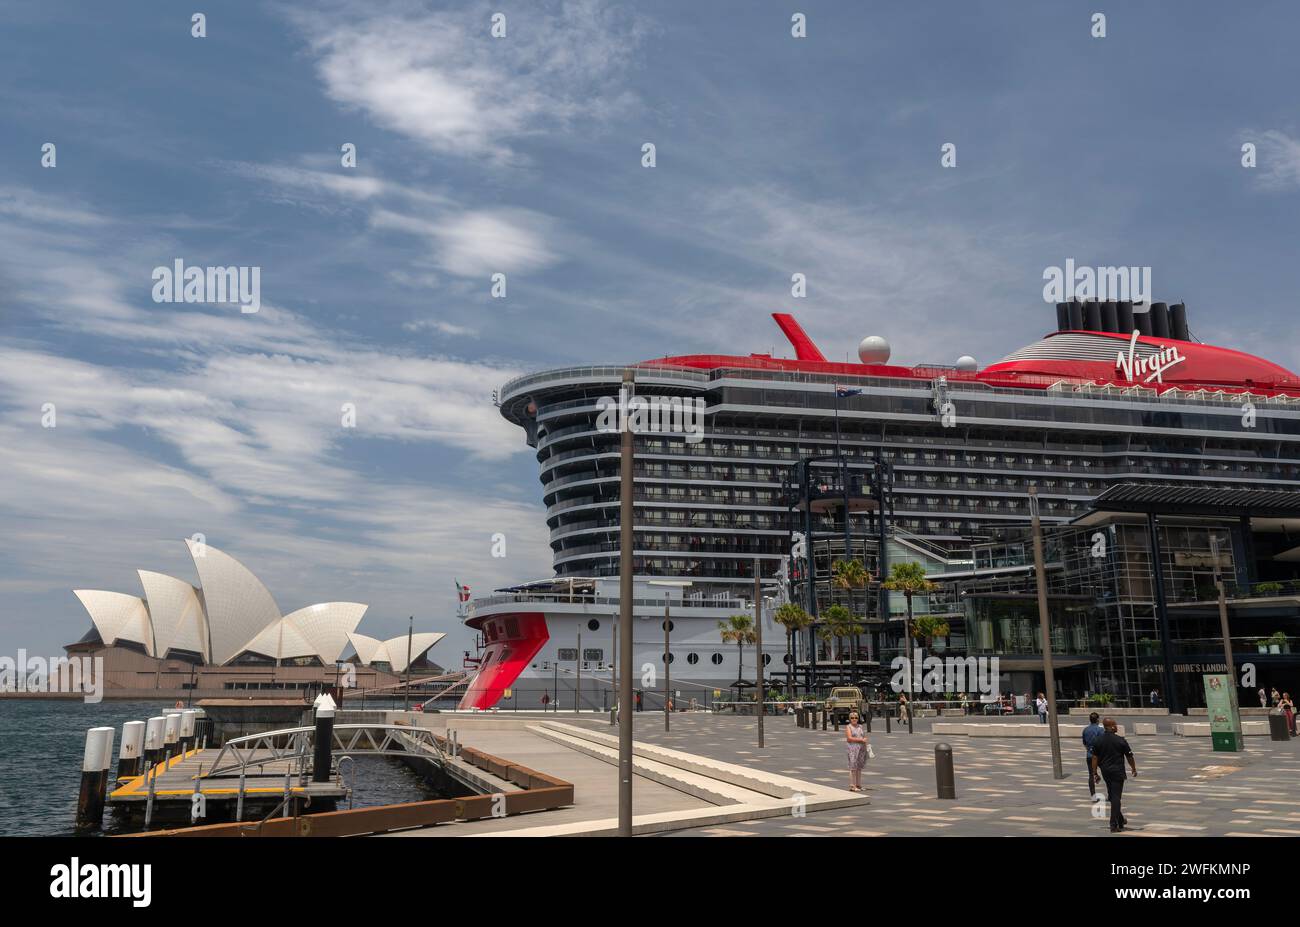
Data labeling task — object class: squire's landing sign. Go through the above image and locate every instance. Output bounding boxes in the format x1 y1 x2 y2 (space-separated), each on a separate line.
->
1203 673 1243 752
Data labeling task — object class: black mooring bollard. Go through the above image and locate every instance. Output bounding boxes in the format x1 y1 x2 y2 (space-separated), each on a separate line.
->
885 712 892 734
821 707 828 731
935 742 956 799
313 694 336 783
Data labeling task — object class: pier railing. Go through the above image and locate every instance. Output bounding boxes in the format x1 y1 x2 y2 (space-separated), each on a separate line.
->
202 723 446 779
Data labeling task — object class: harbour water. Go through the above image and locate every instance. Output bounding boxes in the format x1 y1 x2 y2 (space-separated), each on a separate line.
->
0 699 441 836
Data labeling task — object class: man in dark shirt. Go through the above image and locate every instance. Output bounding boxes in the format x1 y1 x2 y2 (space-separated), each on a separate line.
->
1090 718 1138 832
1081 712 1104 798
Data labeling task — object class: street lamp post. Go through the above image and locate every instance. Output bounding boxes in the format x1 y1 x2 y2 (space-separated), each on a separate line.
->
649 580 692 732
754 558 764 749
1028 486 1065 779
404 616 413 712
618 369 635 837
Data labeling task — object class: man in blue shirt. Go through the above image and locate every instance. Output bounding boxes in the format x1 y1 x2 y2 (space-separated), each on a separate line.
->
1081 711 1104 798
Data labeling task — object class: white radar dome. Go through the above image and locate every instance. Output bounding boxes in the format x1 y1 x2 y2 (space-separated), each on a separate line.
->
857 335 891 364
955 355 978 372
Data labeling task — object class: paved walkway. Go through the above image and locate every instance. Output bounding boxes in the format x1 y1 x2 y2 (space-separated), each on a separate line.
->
384 726 709 836
574 714 1300 837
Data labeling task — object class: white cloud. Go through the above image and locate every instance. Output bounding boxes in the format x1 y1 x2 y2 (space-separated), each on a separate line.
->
371 206 560 276
287 0 646 162
403 318 478 337
1245 129 1300 191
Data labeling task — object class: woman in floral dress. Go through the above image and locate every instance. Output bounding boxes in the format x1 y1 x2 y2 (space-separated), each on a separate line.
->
845 710 869 791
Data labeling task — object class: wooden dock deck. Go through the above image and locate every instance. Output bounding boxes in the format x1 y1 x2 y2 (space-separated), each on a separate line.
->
108 747 346 814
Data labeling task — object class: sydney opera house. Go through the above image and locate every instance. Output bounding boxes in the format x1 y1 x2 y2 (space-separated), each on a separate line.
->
66 539 445 699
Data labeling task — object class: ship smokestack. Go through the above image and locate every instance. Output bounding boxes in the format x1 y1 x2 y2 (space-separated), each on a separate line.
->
1134 305 1153 336
1169 302 1189 341
1116 300 1134 333
1101 300 1118 333
1149 301 1170 339
1084 299 1102 332
1056 302 1070 331
1068 300 1084 330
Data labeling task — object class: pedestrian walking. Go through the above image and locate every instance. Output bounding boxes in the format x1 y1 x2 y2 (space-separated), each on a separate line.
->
959 692 970 716
1090 718 1138 833
1036 692 1048 724
1148 688 1159 707
1082 711 1104 797
1259 688 1268 708
1271 687 1281 707
845 710 870 792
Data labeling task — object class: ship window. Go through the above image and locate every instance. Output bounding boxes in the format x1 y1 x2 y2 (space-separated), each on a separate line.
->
587 619 600 631
584 648 603 662
711 653 724 665
662 652 675 664
557 648 578 661
762 654 772 665
687 652 699 664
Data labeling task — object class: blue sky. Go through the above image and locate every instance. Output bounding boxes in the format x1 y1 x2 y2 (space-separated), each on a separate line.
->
2 0 1299 659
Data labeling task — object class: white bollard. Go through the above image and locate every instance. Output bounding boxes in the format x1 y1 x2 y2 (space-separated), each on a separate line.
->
179 709 197 752
163 713 180 759
76 727 113 828
119 720 146 778
144 716 167 766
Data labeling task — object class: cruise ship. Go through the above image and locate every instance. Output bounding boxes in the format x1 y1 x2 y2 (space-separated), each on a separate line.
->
459 299 1300 710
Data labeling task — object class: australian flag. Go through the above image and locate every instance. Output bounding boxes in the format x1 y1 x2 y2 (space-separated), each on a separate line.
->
835 385 862 398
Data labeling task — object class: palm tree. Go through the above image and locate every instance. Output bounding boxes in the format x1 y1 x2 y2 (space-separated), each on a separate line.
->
718 614 758 699
818 604 865 683
773 603 813 696
882 561 938 729
831 558 871 676
911 614 951 651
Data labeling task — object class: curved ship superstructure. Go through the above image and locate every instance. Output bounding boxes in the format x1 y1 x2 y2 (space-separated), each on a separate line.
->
461 299 1300 709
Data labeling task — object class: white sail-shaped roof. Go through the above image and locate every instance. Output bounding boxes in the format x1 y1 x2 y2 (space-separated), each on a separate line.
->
241 620 317 662
281 603 367 664
186 539 281 665
239 604 367 664
137 571 209 661
346 631 445 673
73 590 154 656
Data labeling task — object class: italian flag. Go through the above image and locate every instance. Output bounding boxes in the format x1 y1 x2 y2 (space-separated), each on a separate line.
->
455 579 471 603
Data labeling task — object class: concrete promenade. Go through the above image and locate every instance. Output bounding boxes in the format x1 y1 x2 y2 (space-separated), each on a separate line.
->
615 714 1300 837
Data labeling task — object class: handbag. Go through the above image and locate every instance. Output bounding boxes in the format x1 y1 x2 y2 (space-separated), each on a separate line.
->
867 743 875 759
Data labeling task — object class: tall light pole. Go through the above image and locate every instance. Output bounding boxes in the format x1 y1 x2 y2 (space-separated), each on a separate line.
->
649 580 691 731
754 559 765 748
618 369 635 837
1028 486 1064 779
404 616 413 712
1211 533 1244 751
576 630 582 714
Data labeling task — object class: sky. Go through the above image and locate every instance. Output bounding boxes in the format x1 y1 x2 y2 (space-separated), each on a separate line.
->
1 0 1298 661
